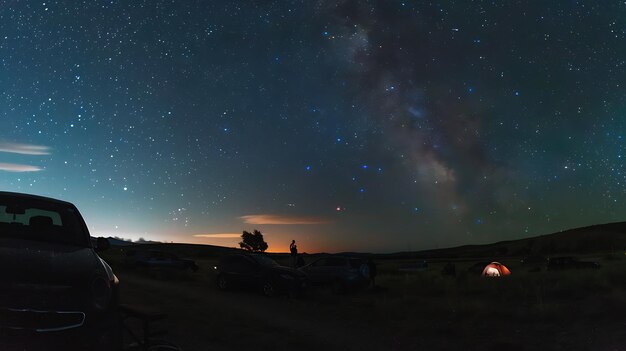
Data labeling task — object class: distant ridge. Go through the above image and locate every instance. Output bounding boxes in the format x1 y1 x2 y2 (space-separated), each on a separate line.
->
91 236 162 246
95 221 626 259
106 237 135 246
131 242 241 258
379 221 626 259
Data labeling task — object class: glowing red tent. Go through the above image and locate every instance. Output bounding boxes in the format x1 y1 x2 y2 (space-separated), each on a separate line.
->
481 262 511 277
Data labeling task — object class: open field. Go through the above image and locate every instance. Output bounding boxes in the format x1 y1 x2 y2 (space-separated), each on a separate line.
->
102 247 626 351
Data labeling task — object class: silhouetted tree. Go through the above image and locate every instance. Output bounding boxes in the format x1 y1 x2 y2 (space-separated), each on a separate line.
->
239 229 268 252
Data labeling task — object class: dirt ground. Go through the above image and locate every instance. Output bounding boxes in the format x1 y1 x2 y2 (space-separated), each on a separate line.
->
114 256 626 351
120 272 382 351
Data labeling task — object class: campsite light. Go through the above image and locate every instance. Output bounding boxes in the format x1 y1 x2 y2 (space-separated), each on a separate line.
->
481 262 511 277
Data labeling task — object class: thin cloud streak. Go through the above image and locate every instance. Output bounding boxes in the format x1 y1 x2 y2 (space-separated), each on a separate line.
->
240 214 331 225
0 163 43 172
193 233 241 238
0 142 50 155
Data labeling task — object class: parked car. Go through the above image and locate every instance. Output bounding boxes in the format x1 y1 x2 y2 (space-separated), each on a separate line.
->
127 249 199 272
0 191 120 350
547 256 600 270
521 255 547 266
215 253 308 296
398 260 429 272
521 255 548 272
299 255 371 291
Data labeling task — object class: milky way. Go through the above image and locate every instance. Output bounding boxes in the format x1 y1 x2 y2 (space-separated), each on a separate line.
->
0 1 625 252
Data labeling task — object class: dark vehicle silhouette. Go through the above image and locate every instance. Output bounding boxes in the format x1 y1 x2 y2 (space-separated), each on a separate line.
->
0 192 120 350
521 255 548 266
521 255 548 272
299 255 370 291
127 249 199 272
398 260 429 272
547 256 600 270
215 254 308 296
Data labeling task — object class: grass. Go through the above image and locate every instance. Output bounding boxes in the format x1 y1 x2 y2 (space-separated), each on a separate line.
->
101 248 626 351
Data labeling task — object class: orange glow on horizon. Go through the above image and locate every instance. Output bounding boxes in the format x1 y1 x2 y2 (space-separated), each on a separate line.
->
192 233 241 238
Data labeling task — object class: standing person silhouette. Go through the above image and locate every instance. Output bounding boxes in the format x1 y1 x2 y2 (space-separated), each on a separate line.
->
367 258 377 289
289 240 298 268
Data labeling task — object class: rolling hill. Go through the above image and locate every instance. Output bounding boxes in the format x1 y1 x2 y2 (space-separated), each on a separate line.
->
99 221 626 260
380 221 626 260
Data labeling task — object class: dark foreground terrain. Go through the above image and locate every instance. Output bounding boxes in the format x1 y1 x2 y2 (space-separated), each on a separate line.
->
102 247 626 351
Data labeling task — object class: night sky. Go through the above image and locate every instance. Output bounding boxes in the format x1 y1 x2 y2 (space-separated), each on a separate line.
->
1 1 625 253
